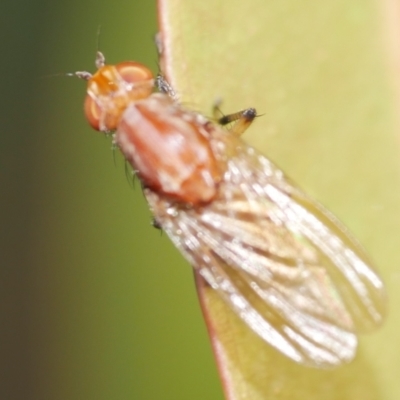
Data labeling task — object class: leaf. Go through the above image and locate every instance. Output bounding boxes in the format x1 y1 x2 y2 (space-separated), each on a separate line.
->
158 0 400 399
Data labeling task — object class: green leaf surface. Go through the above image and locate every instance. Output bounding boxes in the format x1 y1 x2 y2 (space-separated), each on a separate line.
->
158 0 400 398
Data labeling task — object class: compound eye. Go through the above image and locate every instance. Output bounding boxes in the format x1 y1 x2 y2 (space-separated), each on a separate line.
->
84 94 102 130
115 61 154 85
115 61 155 103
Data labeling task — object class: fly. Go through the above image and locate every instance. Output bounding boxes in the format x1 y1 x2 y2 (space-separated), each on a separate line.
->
75 51 386 368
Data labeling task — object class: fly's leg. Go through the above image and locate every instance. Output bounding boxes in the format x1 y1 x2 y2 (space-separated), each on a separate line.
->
151 217 163 231
213 101 257 137
153 32 179 101
154 31 176 100
154 32 163 57
155 74 178 101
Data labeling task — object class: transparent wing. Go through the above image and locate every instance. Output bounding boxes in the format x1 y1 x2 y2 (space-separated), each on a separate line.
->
145 131 386 367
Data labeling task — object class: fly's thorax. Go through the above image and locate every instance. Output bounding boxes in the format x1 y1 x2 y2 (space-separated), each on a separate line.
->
83 62 154 132
115 93 223 205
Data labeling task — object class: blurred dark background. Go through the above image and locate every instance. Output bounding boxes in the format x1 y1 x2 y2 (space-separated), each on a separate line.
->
1 1 222 399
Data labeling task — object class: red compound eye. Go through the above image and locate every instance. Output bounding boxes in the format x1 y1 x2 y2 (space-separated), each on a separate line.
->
83 93 102 130
115 61 154 85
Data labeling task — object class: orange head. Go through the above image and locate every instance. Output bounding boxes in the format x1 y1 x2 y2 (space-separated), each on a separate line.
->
76 51 154 132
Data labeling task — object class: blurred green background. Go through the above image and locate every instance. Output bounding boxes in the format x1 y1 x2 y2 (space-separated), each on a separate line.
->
1 1 223 399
